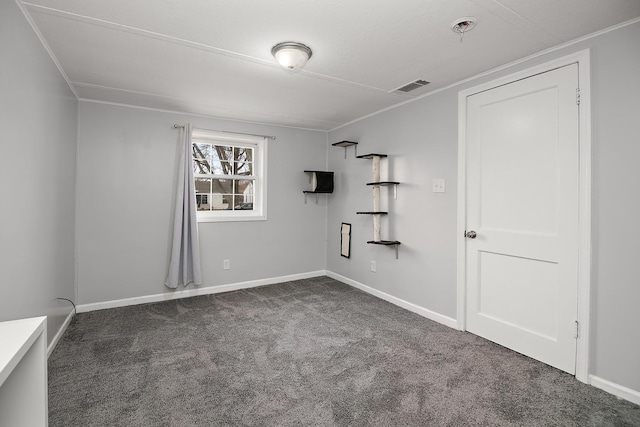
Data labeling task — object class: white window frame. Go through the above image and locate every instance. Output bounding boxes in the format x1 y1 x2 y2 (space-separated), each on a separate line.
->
192 128 268 222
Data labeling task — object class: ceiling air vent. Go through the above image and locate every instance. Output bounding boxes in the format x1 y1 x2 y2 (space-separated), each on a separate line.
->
392 79 430 94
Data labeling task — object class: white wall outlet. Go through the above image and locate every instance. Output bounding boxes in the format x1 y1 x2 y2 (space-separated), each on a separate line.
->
432 178 446 193
223 259 230 270
370 261 376 273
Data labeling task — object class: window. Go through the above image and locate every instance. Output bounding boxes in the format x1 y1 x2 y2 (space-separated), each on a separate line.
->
192 128 267 222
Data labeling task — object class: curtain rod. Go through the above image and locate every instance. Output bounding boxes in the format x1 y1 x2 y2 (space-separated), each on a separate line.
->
173 124 276 140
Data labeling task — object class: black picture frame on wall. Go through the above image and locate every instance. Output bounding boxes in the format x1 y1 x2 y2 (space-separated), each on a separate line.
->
341 223 351 258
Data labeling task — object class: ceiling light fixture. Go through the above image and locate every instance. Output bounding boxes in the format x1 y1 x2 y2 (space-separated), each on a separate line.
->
271 42 312 70
451 17 477 42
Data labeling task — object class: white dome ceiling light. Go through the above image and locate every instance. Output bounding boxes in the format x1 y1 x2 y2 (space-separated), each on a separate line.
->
271 42 313 70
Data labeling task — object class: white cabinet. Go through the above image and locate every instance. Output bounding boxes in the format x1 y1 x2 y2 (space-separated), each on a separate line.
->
0 317 48 427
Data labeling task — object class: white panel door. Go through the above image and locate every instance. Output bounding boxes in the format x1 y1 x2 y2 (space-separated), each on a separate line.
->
465 64 579 374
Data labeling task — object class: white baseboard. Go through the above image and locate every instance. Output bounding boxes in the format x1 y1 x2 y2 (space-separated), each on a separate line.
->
47 309 74 359
326 271 458 330
76 270 327 313
590 375 640 406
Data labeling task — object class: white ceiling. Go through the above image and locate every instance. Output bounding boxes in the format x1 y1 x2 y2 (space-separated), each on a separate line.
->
19 0 640 130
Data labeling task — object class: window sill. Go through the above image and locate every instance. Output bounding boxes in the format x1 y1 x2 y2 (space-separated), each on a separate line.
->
196 214 267 223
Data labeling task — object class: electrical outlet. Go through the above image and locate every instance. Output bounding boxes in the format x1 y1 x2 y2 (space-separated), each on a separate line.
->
223 259 230 270
370 261 376 273
432 178 446 193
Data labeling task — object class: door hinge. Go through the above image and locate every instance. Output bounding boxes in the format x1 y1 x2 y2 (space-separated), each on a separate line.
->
574 320 579 338
576 88 581 106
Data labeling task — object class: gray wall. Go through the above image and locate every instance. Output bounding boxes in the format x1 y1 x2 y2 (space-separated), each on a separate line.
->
328 22 640 392
76 101 328 304
589 22 640 395
327 91 459 319
0 0 78 344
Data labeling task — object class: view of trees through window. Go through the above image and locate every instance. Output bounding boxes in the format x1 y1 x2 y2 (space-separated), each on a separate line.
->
193 142 254 211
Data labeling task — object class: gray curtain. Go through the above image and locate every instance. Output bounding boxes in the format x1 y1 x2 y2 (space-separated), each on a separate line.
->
165 123 202 288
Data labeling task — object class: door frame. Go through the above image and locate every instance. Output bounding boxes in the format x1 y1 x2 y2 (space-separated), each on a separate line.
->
456 50 592 383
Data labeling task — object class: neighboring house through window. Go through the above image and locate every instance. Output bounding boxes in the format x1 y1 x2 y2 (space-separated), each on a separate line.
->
192 128 267 221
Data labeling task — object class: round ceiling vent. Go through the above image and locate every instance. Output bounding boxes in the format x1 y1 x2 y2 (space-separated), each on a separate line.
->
450 17 477 34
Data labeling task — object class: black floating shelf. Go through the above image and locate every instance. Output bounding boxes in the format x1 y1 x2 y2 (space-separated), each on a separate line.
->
368 240 401 259
331 141 358 147
356 153 388 159
366 181 400 186
333 141 358 158
367 240 401 246
304 170 333 173
356 211 388 215
303 190 332 194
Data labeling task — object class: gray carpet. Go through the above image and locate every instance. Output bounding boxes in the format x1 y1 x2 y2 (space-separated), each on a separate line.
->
49 276 640 426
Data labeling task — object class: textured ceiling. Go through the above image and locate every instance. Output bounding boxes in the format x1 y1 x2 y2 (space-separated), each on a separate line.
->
18 0 640 130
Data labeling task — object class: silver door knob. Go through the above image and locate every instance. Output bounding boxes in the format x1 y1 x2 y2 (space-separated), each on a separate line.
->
465 230 477 239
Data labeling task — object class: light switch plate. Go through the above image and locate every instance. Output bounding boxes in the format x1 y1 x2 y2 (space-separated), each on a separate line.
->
432 178 446 193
